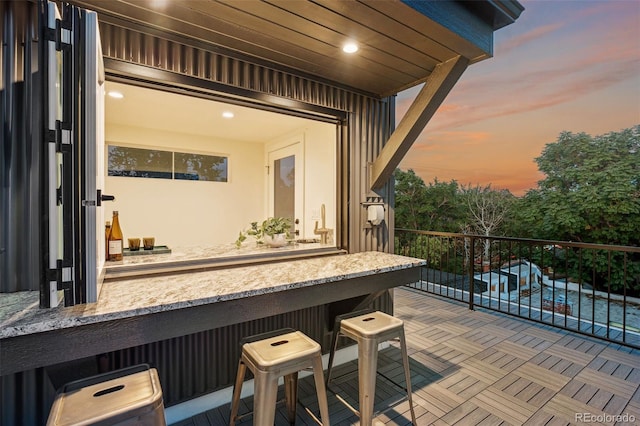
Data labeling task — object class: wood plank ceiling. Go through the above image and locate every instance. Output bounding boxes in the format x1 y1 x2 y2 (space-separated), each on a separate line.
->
67 0 497 97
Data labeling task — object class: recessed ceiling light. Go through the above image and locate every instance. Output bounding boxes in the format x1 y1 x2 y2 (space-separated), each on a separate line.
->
107 91 124 99
222 111 234 119
342 42 358 54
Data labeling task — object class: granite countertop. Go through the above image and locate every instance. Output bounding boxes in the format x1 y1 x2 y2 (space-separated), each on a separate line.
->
104 242 341 278
108 241 326 267
0 251 425 340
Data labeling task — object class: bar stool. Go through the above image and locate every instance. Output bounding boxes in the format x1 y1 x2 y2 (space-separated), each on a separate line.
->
326 310 416 426
229 328 330 426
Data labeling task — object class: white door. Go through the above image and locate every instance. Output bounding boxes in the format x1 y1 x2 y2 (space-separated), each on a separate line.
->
268 142 304 237
84 9 106 303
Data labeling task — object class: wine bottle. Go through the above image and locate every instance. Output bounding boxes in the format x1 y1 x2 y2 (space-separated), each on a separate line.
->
108 211 124 261
105 221 111 262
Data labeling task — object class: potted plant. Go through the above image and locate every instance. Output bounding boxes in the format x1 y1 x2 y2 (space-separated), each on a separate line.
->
236 217 292 248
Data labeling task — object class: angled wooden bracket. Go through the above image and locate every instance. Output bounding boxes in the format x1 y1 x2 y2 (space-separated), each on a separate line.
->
370 55 469 190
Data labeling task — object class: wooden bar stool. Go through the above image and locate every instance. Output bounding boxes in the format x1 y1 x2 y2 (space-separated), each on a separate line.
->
229 328 330 426
326 310 416 426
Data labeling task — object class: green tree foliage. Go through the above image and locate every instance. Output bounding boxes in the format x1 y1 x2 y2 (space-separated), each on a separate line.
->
393 169 465 232
523 126 639 245
515 126 640 292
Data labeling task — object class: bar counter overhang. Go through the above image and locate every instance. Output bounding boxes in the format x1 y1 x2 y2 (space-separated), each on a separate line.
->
0 251 425 377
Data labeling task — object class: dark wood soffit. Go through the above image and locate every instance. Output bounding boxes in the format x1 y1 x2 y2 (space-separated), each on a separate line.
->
370 55 470 190
66 0 487 97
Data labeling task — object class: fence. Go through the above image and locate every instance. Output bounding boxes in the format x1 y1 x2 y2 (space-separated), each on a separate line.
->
395 229 640 349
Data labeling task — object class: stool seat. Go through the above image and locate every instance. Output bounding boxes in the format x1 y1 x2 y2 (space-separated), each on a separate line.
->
243 331 320 369
339 311 404 337
229 329 330 426
326 310 416 426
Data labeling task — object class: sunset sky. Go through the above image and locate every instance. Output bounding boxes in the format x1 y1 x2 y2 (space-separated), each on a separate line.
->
396 0 640 196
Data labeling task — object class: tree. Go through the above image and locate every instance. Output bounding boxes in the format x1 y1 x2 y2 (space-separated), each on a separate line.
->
393 168 428 229
460 184 515 264
519 126 640 292
528 126 640 246
393 169 465 231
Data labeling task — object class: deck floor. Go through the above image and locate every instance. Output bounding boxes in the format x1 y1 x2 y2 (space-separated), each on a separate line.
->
173 287 640 425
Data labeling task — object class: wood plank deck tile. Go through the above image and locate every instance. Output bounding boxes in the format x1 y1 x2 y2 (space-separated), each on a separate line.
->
460 329 503 347
521 326 565 343
475 323 519 340
436 370 488 401
441 336 486 357
588 389 616 411
542 393 614 426
509 333 554 352
545 343 598 366
522 409 558 426
522 383 556 408
556 334 607 356
512 362 571 392
598 347 640 367
571 381 600 404
477 347 526 372
417 327 456 344
575 368 638 399
442 401 489 425
413 382 467 418
460 357 508 384
439 400 491 425
622 400 640 421
470 387 537 425
496 373 526 394
494 340 542 361
432 321 472 336
476 413 508 425
603 394 630 416
428 344 471 366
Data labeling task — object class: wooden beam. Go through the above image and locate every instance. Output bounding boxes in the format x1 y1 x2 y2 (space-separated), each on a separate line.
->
370 55 469 190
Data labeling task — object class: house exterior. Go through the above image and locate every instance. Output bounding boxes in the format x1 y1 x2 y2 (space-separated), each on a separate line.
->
478 259 543 301
0 1 523 423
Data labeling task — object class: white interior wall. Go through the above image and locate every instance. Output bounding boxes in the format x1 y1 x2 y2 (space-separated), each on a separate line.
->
104 120 336 249
105 124 264 249
264 123 336 241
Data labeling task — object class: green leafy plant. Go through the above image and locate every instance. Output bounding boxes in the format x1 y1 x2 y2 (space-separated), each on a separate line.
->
236 217 292 247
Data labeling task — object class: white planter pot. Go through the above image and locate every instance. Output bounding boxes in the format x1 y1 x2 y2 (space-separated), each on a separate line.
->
264 233 287 248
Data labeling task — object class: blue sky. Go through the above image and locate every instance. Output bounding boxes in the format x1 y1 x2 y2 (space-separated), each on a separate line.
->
396 0 640 196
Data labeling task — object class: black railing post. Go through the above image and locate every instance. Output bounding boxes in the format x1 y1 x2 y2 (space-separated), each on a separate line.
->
468 235 475 311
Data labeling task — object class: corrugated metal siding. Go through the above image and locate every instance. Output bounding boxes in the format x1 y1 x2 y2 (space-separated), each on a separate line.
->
0 0 43 294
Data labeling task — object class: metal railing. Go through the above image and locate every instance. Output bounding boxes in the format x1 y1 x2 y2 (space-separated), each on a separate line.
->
395 229 640 349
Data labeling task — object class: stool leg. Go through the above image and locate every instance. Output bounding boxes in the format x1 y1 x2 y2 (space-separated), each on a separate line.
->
311 354 331 426
358 337 379 426
284 372 298 425
229 359 247 426
325 321 340 386
253 371 279 426
399 328 417 425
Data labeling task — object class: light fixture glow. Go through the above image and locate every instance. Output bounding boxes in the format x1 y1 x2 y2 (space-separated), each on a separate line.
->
107 91 124 99
222 111 234 119
342 42 359 54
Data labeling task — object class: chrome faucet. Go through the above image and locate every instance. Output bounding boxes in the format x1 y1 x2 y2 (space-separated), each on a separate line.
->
313 204 331 244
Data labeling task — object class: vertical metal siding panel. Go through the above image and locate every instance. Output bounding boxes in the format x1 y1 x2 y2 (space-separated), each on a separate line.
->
1 0 42 295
